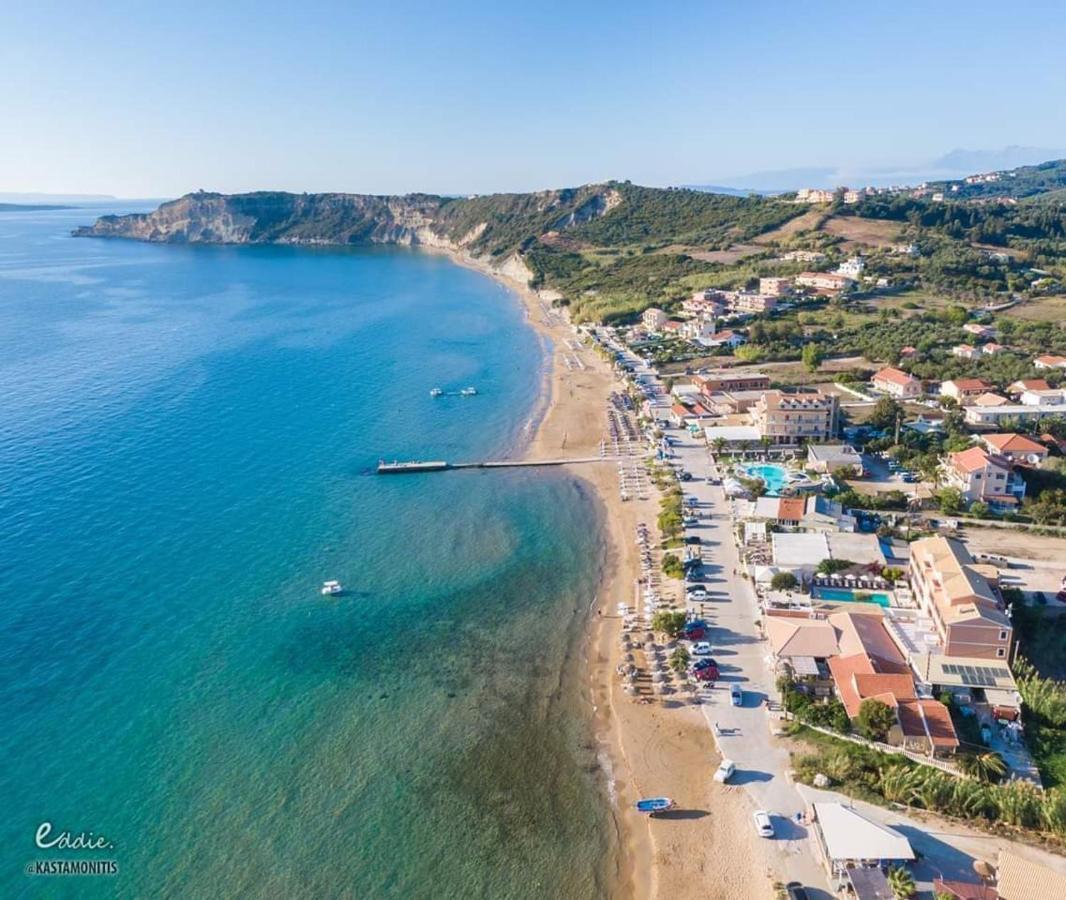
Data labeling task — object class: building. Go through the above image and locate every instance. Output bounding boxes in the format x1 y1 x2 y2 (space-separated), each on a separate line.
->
941 446 1025 508
995 850 1066 900
679 316 716 342
694 370 771 396
703 329 746 349
738 494 857 532
980 342 1007 355
1020 387 1066 407
842 188 868 204
971 392 1009 407
941 378 994 403
810 802 914 889
872 366 922 399
952 344 982 360
836 256 865 278
964 396 1066 426
753 390 838 445
909 537 1012 660
807 443 863 474
1007 378 1050 397
758 277 793 297
700 389 766 415
681 295 723 317
796 188 835 204
729 292 777 315
899 346 919 359
642 307 668 331
1035 354 1066 370
795 271 855 293
979 432 1049 465
963 323 996 339
782 250 827 263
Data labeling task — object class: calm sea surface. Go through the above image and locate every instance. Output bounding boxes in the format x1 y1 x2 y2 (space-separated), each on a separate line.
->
0 207 614 898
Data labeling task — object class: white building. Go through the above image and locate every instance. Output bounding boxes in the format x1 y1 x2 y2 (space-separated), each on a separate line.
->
642 308 668 331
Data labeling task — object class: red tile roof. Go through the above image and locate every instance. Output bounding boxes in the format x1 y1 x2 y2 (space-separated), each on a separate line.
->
874 366 917 386
777 497 805 521
950 446 996 474
983 433 1047 455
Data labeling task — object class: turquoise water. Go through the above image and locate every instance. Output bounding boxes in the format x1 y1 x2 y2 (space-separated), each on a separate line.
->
0 208 615 896
740 463 791 496
815 588 892 608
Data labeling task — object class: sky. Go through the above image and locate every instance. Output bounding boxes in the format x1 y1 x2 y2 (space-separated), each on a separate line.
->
3 0 1066 198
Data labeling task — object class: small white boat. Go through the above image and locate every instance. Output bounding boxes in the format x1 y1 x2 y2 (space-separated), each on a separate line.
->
429 388 443 397
460 387 478 396
320 580 343 596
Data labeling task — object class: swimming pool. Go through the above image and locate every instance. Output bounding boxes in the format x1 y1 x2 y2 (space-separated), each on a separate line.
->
815 588 891 607
739 463 791 496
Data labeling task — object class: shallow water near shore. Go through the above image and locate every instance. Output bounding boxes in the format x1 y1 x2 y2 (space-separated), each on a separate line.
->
0 207 615 897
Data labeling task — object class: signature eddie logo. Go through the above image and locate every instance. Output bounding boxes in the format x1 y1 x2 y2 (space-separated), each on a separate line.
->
25 822 118 878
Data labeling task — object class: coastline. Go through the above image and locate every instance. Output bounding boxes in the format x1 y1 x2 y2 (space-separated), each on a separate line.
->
438 247 774 900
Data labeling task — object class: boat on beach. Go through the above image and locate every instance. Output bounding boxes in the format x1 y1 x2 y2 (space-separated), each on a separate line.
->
320 580 343 596
635 797 675 814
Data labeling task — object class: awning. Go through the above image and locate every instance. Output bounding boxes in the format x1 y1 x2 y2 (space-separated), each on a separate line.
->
848 867 894 900
791 656 820 676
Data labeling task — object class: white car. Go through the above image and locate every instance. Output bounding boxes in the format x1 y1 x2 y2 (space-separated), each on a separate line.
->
691 641 712 656
730 684 743 706
687 586 707 600
713 760 735 783
753 810 774 837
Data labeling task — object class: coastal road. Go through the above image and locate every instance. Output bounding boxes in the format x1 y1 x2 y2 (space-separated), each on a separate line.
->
601 336 831 893
669 428 832 896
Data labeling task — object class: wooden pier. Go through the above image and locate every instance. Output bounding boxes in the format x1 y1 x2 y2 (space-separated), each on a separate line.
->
377 457 615 474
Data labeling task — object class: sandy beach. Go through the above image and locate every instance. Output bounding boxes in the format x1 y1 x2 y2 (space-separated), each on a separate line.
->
454 249 775 900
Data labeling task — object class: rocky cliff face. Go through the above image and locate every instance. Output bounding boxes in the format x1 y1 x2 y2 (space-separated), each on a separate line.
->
74 191 449 246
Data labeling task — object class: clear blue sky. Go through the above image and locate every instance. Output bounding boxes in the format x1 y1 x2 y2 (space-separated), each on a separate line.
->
3 0 1065 197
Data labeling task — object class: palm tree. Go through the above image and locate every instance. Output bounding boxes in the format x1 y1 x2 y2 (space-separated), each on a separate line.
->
711 436 726 457
911 770 953 811
758 436 772 458
957 751 1007 784
950 779 991 820
887 865 916 899
878 765 920 804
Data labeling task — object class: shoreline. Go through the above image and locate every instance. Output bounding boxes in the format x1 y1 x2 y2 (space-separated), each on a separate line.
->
435 246 773 900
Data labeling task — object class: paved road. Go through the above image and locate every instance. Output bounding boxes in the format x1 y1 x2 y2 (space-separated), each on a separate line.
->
600 337 833 894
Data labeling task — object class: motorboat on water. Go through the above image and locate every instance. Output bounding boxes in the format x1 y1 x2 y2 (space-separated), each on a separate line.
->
429 388 443 397
320 580 343 596
460 387 478 396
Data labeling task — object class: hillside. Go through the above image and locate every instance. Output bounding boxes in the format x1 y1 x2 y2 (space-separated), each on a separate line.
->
74 183 805 321
926 158 1066 201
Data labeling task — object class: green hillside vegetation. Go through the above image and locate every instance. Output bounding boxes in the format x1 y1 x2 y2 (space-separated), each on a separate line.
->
925 158 1066 201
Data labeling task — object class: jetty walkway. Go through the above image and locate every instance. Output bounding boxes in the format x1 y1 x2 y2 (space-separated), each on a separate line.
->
377 457 618 474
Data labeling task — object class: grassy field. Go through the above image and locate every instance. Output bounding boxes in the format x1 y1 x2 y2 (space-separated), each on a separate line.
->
819 214 903 248
1004 294 1066 321
751 208 827 244
869 288 956 314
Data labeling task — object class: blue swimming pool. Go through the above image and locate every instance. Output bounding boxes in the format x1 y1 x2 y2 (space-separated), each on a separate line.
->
739 463 791 496
816 588 891 607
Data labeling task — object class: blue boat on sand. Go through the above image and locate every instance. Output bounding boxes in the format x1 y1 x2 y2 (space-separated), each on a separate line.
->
635 797 675 814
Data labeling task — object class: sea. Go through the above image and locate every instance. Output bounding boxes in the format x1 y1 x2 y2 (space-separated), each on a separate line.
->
0 206 616 898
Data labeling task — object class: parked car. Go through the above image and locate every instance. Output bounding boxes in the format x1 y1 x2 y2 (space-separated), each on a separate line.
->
730 684 743 706
785 882 809 900
682 515 699 526
680 471 692 481
691 641 712 656
713 760 735 783
687 585 708 600
753 810 774 838
693 666 718 683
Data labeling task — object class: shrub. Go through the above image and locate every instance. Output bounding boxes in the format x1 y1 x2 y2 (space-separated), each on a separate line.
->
770 572 799 591
651 609 687 638
857 698 896 742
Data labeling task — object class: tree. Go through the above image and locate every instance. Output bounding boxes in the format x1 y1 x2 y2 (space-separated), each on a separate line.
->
817 558 857 575
661 553 684 580
868 397 902 431
857 698 897 742
802 342 824 373
957 751 1007 784
711 437 727 456
887 865 917 899
669 646 690 674
936 487 964 514
969 501 989 519
651 609 687 638
770 572 799 591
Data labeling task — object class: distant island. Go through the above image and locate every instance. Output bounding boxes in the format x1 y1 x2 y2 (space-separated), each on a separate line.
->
1 202 75 211
75 158 1066 323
